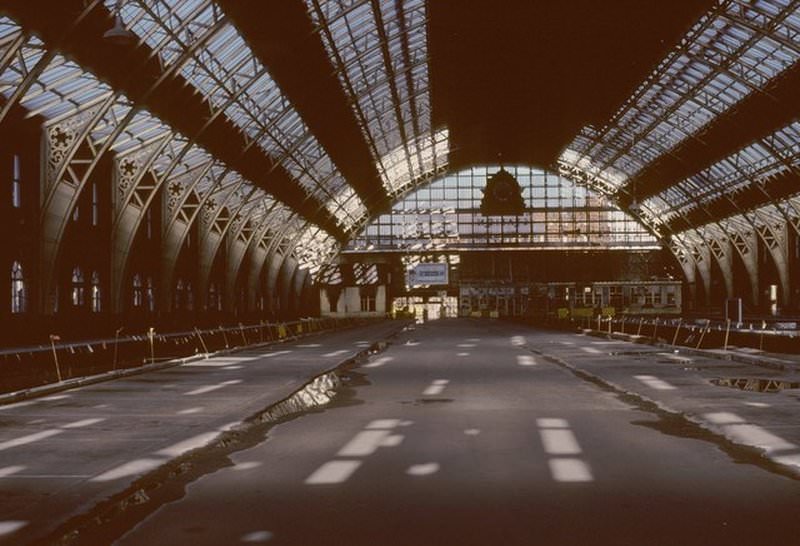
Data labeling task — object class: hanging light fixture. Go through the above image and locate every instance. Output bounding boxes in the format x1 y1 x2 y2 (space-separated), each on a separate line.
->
103 0 136 45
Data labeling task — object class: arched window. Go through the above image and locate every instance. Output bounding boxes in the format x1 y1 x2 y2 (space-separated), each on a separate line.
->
11 154 21 208
132 274 143 307
91 271 101 312
71 267 85 307
11 261 25 313
174 278 185 310
146 276 155 312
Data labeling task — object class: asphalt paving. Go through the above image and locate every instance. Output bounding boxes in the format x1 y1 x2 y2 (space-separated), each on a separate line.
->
104 319 800 546
1 318 799 545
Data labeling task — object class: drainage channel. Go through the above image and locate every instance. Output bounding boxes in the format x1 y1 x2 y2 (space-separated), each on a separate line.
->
40 336 397 546
525 346 800 482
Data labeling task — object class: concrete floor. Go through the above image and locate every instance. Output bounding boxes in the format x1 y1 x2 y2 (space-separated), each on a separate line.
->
2 319 800 545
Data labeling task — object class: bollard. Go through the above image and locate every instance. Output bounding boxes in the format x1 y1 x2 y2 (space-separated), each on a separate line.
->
608 316 612 335
653 318 659 341
194 327 210 356
723 318 731 351
621 317 626 334
239 323 247 346
49 334 63 382
672 319 682 346
220 325 229 349
637 317 644 337
696 321 710 349
148 327 156 364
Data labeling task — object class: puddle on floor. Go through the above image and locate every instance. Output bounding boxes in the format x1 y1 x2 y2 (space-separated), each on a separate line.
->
527 347 800 482
710 377 800 393
41 336 395 546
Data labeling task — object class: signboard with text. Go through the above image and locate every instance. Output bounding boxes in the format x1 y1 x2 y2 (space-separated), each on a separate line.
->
407 263 449 286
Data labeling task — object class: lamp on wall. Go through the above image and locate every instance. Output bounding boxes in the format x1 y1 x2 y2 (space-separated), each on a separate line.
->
103 0 136 45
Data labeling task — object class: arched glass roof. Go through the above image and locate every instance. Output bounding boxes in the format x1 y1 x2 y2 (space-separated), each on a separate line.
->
345 166 660 254
305 0 449 196
1 0 799 281
559 0 800 190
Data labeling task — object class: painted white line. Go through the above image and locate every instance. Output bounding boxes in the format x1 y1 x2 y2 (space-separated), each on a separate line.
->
510 336 525 346
381 434 404 448
466 338 481 342
457 352 469 357
232 461 262 471
322 349 349 358
407 462 440 476
537 418 569 429
0 401 36 411
659 353 692 363
177 407 204 415
364 356 393 368
0 429 62 452
305 460 362 485
261 350 292 359
365 419 401 430
297 344 322 348
422 379 449 396
0 521 27 537
457 343 476 348
773 453 800 469
540 429 582 455
744 402 771 408
580 347 601 354
559 341 574 346
634 375 676 391
91 458 163 482
517 355 537 366
62 418 105 429
464 429 481 436
405 341 420 346
0 466 25 478
337 431 396 457
704 412 744 425
223 365 244 370
40 394 71 401
157 432 221 457
184 379 242 396
703 412 796 453
186 356 259 367
423 385 445 395
548 458 593 482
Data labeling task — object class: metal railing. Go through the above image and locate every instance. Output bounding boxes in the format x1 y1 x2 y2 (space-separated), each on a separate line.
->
0 317 372 394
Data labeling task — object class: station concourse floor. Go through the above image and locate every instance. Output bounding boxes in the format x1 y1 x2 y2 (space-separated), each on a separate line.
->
1 318 799 545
